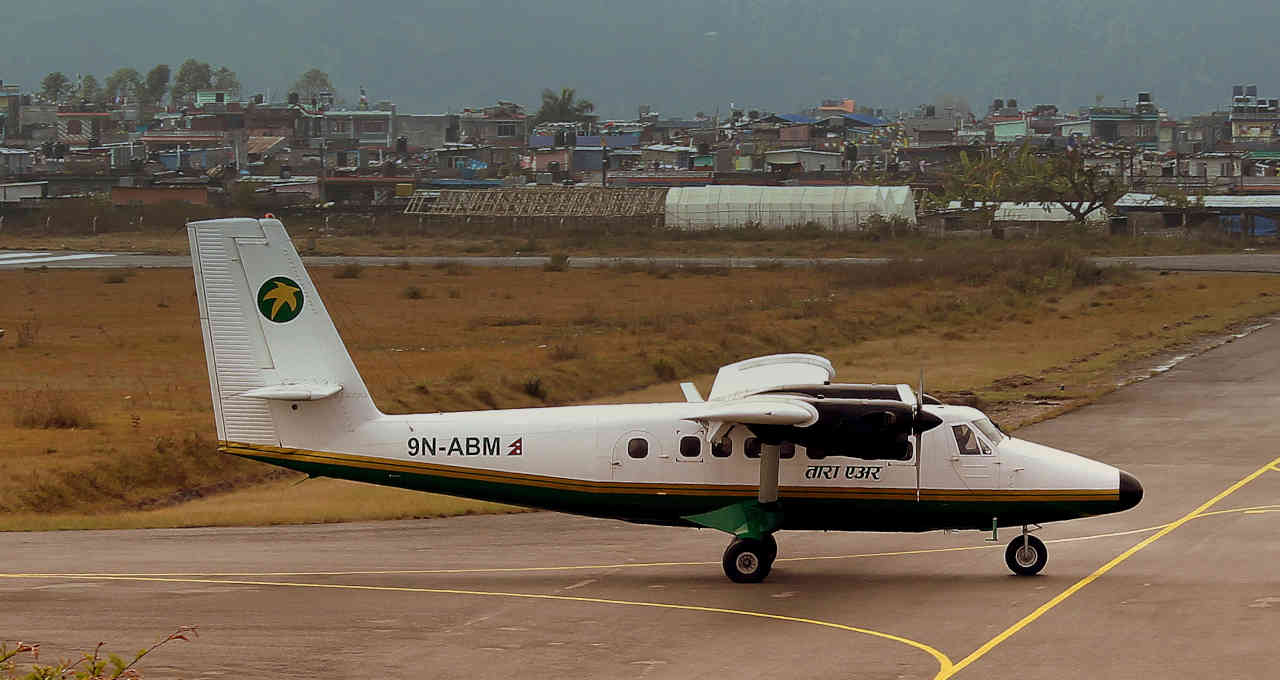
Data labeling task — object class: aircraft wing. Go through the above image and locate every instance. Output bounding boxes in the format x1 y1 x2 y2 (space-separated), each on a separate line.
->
706 353 835 401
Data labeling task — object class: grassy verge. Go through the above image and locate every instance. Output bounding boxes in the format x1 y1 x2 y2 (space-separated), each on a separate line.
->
2 478 517 531
3 247 1280 531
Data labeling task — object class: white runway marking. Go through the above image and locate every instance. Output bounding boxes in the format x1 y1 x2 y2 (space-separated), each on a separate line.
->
0 252 51 260
0 253 116 266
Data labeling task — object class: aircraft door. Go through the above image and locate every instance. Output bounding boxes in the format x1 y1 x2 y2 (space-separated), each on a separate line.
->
948 423 998 489
611 430 665 481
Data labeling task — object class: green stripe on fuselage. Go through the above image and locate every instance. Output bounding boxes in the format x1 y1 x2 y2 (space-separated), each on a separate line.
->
231 449 1124 532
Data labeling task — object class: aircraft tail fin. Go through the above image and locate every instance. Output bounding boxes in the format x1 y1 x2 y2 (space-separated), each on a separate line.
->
188 217 380 449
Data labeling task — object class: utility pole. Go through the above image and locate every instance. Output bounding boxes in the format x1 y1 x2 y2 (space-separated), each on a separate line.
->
601 139 609 188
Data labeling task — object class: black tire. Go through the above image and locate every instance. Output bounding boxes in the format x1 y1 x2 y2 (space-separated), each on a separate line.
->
723 538 773 583
761 533 778 563
1005 535 1047 576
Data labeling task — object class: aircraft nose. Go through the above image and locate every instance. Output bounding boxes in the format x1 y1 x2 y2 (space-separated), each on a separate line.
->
1118 470 1143 510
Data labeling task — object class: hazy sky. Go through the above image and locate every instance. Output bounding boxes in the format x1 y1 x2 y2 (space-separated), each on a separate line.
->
4 1 1277 118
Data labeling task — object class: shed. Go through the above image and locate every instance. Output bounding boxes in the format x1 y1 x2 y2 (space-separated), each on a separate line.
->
0 181 46 204
762 149 844 172
665 186 916 230
0 148 34 177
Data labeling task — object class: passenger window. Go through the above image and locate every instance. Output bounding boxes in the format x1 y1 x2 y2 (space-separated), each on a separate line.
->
627 438 648 459
744 437 761 459
952 425 981 455
779 442 796 459
711 438 732 458
805 445 825 459
679 436 701 458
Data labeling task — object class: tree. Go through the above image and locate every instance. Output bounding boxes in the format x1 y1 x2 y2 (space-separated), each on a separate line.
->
143 64 170 109
78 74 102 104
212 66 240 97
1021 151 1126 223
292 68 334 102
105 67 143 103
534 87 595 125
172 59 213 104
40 72 71 103
943 145 1125 224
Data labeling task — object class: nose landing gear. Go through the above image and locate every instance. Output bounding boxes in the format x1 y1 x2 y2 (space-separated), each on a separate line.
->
722 534 778 583
1005 526 1047 576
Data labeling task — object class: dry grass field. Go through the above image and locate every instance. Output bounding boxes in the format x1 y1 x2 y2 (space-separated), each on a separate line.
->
4 249 1280 530
1 220 1264 259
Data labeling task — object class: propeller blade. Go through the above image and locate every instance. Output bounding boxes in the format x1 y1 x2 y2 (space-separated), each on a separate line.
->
914 368 925 502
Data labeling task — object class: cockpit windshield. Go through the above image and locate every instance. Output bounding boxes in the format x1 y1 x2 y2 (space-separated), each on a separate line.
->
972 418 1005 445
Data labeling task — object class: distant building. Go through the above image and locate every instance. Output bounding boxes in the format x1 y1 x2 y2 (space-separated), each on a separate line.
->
0 81 20 140
1228 84 1280 149
0 148 34 177
1081 92 1161 148
395 113 459 150
323 109 395 148
56 111 116 145
904 117 957 146
458 101 529 173
817 98 856 115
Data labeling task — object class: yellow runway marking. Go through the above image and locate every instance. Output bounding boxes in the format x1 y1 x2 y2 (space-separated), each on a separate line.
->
24 504 1280 579
2 492 1276 679
940 456 1280 679
0 572 955 679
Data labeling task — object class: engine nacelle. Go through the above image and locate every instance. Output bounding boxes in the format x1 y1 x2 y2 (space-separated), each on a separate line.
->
745 393 942 461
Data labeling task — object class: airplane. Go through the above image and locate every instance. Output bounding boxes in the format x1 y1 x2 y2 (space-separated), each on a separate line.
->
188 217 1143 583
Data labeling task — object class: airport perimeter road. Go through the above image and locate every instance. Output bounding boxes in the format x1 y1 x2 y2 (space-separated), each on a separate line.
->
5 327 1280 679
7 249 1280 272
0 250 887 270
1096 253 1280 273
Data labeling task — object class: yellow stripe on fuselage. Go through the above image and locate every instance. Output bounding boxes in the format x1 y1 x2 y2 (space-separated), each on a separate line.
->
221 441 1119 503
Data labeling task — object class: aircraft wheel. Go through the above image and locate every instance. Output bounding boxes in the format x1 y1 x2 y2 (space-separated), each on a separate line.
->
761 533 778 563
723 537 774 583
1005 535 1047 576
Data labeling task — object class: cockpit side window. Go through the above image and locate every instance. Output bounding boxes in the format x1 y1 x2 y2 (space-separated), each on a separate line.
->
972 418 1005 445
952 424 982 455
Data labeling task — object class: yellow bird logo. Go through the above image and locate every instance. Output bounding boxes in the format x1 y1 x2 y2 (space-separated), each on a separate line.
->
257 277 304 323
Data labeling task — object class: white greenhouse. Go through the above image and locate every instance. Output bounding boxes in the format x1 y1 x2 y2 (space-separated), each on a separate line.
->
664 186 917 230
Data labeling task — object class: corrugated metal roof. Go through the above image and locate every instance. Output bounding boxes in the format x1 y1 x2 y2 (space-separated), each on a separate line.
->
945 201 1108 222
246 136 286 155
778 114 818 124
1116 193 1280 209
840 113 890 127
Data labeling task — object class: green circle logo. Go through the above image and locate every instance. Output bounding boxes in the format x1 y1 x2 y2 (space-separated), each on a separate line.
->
257 276 304 323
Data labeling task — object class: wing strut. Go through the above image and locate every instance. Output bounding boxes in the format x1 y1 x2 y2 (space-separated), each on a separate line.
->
759 444 781 504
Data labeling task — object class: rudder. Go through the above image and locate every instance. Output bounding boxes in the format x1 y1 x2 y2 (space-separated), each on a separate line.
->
189 217 381 450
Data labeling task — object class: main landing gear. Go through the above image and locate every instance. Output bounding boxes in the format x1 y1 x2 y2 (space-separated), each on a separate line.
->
722 534 778 583
1004 526 1047 576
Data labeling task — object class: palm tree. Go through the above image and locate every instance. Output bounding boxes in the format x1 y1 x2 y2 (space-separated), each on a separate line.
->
534 87 595 125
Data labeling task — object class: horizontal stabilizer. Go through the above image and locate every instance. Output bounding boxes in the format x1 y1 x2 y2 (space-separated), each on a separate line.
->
240 383 344 401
